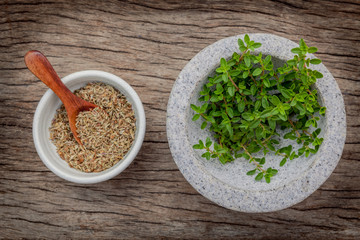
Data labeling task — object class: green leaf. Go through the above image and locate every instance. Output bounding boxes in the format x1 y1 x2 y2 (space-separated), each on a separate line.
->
227 107 234 118
248 143 262 153
265 176 271 183
220 58 227 67
255 100 261 111
268 119 276 130
255 172 264 181
280 89 292 99
232 117 241 123
242 152 250 160
226 123 233 136
314 71 323 78
192 114 200 121
267 142 275 151
284 145 293 156
243 89 251 95
210 95 220 102
205 137 212 148
253 68 262 76
278 113 288 121
244 55 251 67
243 71 249 78
238 82 246 90
244 34 250 45
299 59 305 71
319 106 326 115
215 83 224 93
253 42 262 49
202 152 211 160
200 103 208 113
287 59 296 66
201 121 207 129
239 45 247 52
191 104 200 113
263 78 270 87
284 132 297 140
230 69 241 76
299 39 308 52
249 119 261 129
250 85 258 95
264 55 271 65
227 86 235 97
308 47 318 53
222 73 228 83
280 158 287 166
291 47 301 55
256 127 263 139
193 144 202 150
238 39 245 48
207 116 216 124
262 97 269 108
271 108 279 116
238 101 245 113
310 59 321 65
305 119 313 127
247 169 257 176
312 128 321 138
242 112 254 121
260 109 272 118
295 102 306 115
270 95 280 105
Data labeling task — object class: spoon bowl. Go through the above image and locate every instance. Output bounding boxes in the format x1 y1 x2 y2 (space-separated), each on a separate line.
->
25 50 97 145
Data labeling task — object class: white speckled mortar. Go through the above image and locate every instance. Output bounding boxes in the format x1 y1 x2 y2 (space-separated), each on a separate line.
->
166 33 346 212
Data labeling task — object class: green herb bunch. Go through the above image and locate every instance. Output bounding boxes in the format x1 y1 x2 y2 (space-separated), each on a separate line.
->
191 35 326 183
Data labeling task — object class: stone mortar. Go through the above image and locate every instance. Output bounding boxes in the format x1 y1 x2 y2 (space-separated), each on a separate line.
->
166 33 346 212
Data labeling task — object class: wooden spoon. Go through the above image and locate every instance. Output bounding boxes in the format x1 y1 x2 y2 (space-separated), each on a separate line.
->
25 50 97 145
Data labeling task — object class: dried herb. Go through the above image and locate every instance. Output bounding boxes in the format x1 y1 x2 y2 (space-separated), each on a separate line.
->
50 82 136 173
191 35 325 183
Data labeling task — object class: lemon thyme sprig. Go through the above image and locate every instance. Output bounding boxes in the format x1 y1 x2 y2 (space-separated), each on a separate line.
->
191 35 326 183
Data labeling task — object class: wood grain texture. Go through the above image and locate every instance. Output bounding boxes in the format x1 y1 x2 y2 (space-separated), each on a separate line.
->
0 0 359 239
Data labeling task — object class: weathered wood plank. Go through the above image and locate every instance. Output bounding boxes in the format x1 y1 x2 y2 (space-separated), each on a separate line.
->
0 0 359 239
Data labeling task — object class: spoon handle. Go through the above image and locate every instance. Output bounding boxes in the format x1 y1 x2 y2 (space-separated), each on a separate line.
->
24 50 74 105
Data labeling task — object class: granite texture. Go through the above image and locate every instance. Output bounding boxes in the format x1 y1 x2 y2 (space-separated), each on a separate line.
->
166 33 346 212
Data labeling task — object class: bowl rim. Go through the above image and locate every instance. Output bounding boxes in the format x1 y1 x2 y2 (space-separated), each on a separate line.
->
33 70 146 184
166 33 346 212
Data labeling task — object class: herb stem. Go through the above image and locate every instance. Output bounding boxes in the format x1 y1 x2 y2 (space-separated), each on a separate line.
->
228 74 239 91
277 152 287 158
241 144 266 173
261 135 272 144
237 49 248 64
303 129 313 138
205 147 217 155
249 72 258 86
288 119 301 138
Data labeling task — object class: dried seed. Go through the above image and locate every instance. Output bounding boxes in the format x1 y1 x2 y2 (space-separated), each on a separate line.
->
49 82 136 173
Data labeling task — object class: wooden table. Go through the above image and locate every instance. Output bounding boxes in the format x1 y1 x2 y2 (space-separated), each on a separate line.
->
1 0 359 239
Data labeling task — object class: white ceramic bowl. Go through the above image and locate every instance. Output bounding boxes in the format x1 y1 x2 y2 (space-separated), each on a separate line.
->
33 70 146 184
